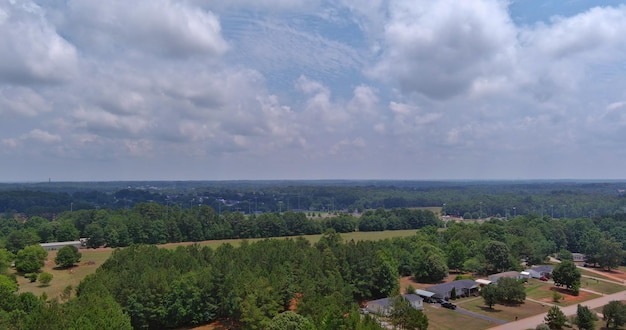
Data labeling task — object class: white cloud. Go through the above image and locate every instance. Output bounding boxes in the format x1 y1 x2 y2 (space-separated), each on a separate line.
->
23 129 62 144
371 0 516 100
0 1 77 84
57 0 228 58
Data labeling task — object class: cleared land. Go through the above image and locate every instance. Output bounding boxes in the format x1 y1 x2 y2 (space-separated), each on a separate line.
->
15 229 419 299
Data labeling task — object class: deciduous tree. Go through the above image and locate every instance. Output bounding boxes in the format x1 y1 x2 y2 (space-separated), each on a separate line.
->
15 245 47 274
544 305 567 329
480 284 499 309
552 260 580 293
55 245 82 268
603 300 626 329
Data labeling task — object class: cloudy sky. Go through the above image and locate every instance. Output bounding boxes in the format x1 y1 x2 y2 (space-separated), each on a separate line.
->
2 0 626 181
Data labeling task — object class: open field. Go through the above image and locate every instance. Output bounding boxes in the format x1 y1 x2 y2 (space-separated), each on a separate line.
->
15 249 111 299
14 229 419 299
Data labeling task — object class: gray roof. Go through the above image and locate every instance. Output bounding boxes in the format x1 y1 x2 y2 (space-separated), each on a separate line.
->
426 280 477 296
367 294 423 309
414 289 436 297
531 265 554 273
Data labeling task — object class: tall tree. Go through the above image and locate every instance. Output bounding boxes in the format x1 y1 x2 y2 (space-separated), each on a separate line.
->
552 260 581 294
597 237 624 271
447 240 468 272
574 304 597 330
480 284 499 309
484 241 510 273
389 295 428 330
55 245 82 268
544 305 567 329
603 300 626 329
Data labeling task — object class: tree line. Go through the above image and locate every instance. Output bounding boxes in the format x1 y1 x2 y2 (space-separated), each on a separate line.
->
1 180 626 219
0 204 440 251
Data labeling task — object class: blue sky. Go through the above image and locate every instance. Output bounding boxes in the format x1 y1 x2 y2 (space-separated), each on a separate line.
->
1 0 626 181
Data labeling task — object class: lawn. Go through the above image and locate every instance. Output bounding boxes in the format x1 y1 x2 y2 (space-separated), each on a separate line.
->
421 303 497 330
460 297 548 322
580 277 626 295
524 279 600 306
15 229 420 299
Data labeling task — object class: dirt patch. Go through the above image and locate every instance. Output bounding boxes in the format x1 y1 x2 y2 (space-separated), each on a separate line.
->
399 274 469 292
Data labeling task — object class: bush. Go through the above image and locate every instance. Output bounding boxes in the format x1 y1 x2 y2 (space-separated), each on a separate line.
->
552 290 563 303
38 272 53 286
25 273 38 283
405 284 416 294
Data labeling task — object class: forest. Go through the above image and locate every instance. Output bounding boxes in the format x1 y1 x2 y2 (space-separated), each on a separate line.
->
1 181 626 329
1 180 625 219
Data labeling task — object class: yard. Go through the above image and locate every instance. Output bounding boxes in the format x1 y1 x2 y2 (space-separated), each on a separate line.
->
525 279 600 306
421 303 497 330
459 297 548 323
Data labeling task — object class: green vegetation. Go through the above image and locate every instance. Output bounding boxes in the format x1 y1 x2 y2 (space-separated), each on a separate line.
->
603 300 626 329
544 305 568 329
552 261 581 295
54 245 82 268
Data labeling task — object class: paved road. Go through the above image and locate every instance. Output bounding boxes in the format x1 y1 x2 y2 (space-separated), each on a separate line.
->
487 289 626 330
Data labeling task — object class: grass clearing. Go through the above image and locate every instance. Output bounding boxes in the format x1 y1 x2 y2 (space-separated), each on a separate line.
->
15 249 111 299
580 277 625 295
15 229 419 299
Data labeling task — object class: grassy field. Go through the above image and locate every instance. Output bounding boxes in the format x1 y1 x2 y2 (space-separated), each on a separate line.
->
460 297 548 322
421 303 497 330
525 279 601 306
14 229 419 299
580 277 626 295
15 249 111 299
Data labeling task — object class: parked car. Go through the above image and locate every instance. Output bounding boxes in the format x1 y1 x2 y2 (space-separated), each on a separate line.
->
441 301 456 309
539 276 548 281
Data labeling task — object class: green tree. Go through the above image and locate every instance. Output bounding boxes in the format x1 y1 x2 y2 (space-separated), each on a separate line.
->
544 305 567 329
38 272 53 286
447 240 468 272
574 304 597 330
55 245 82 268
496 277 525 304
85 223 106 248
0 249 14 274
603 300 626 329
480 284 499 309
56 221 80 242
552 260 580 293
389 295 428 330
15 245 47 274
268 311 315 330
598 237 624 271
484 241 510 273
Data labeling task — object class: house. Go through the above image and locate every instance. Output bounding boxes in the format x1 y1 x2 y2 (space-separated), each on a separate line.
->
40 240 85 251
524 265 554 279
572 253 586 263
488 271 522 283
365 294 424 315
425 280 478 299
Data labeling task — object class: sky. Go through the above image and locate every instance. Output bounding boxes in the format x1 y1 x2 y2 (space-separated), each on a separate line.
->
2 0 626 182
